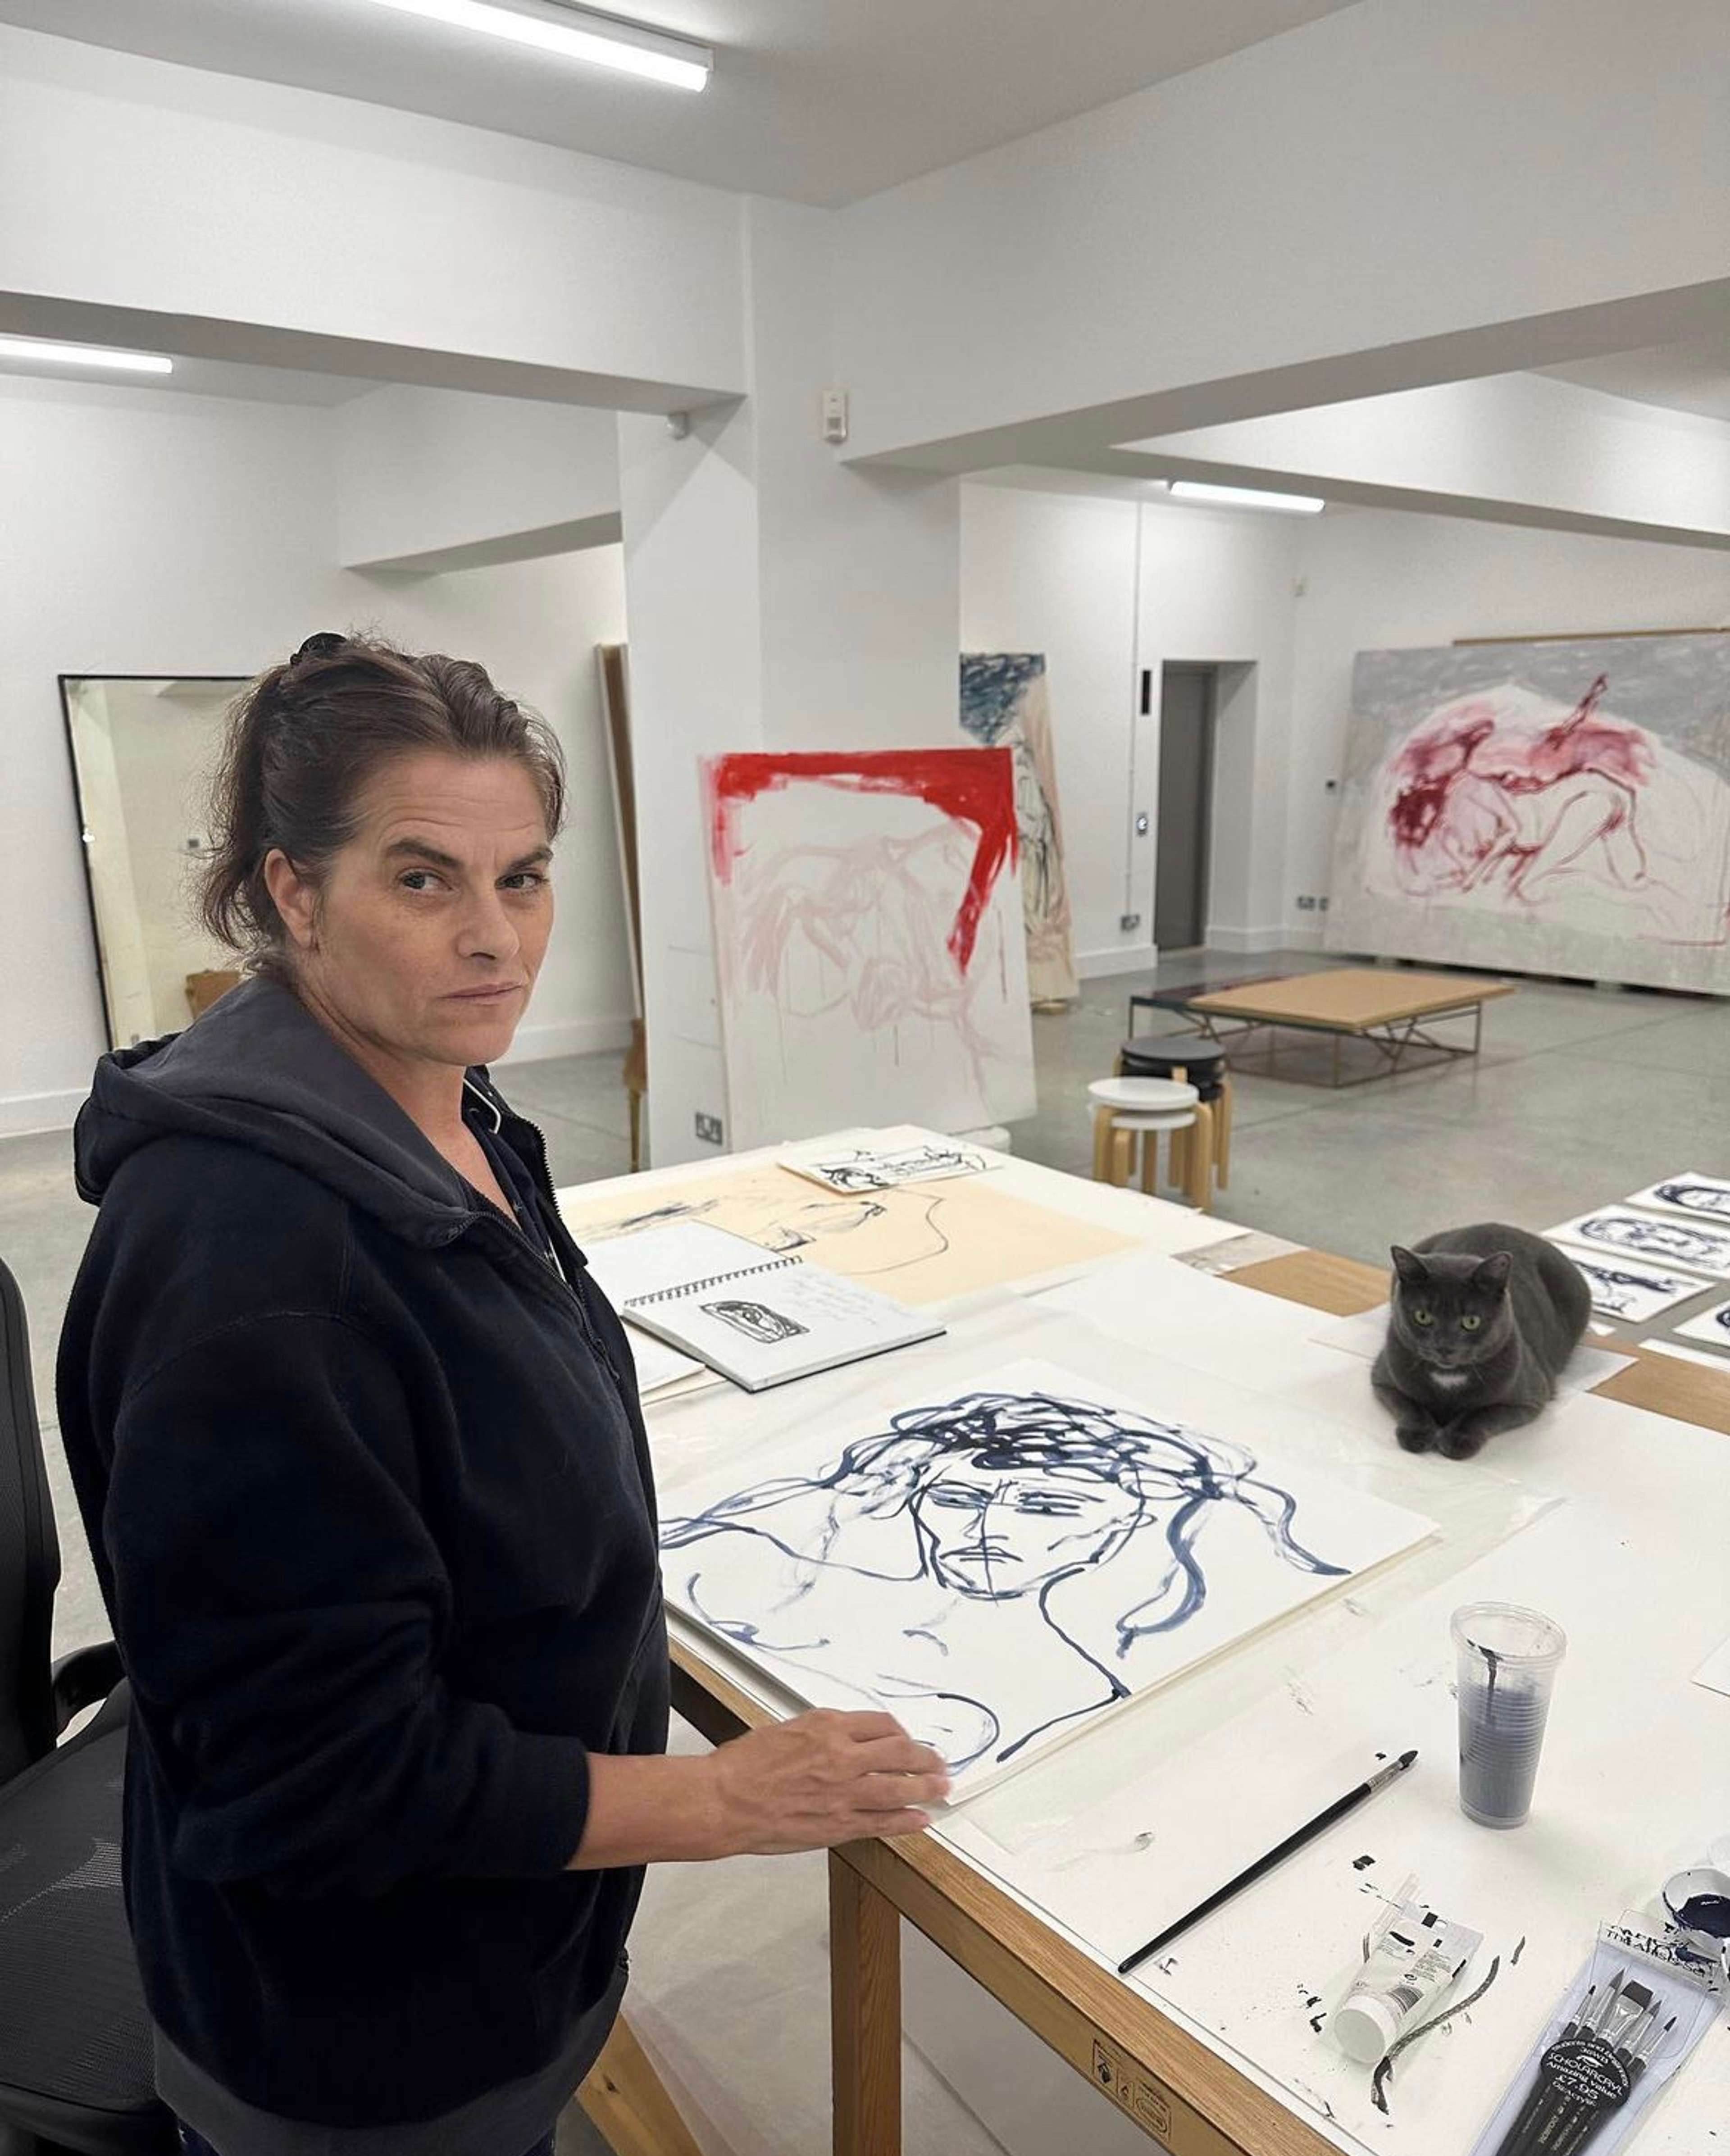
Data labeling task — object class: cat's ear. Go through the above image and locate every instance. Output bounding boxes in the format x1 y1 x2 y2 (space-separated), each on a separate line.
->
1471 1250 1513 1294
1389 1245 1427 1287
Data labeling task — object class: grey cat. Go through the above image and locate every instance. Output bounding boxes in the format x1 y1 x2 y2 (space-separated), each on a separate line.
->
1371 1223 1591 1460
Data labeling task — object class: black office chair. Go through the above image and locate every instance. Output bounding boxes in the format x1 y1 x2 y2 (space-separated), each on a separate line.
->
0 1257 173 2156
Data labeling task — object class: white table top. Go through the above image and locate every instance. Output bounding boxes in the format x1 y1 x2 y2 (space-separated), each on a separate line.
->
560 1131 1730 2156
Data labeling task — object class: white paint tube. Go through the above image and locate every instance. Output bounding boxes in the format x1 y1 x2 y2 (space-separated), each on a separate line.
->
1334 1899 1483 2065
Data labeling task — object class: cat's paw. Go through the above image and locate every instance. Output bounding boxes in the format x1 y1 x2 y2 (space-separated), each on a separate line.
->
1439 1427 1488 1461
1395 1420 1438 1453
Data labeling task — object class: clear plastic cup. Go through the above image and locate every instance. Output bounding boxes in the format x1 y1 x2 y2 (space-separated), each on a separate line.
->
1451 1602 1566 1828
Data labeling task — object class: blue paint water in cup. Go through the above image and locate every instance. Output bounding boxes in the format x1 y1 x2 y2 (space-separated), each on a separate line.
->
1451 1602 1566 1829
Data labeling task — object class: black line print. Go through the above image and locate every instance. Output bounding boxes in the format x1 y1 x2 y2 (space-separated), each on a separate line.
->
1568 1255 1696 1318
1652 1178 1730 1219
1573 1212 1730 1269
587 1189 951 1277
804 1142 985 1192
664 1388 1348 1774
700 1298 809 1345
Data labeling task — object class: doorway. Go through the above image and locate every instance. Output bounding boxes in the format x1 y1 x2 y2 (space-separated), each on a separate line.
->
1154 664 1216 952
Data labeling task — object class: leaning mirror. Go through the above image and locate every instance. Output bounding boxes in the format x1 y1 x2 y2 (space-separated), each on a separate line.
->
60 674 252 1050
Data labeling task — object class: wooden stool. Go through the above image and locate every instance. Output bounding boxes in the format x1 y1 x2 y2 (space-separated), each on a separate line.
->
1112 1041 1232 1194
1087 1077 1210 1208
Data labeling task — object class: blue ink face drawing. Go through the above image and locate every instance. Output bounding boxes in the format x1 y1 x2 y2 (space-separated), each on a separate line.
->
1655 1180 1730 1218
1578 1214 1730 1268
664 1386 1352 1775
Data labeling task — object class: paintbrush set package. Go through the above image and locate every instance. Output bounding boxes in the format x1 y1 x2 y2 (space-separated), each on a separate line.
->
1469 1918 1723 2156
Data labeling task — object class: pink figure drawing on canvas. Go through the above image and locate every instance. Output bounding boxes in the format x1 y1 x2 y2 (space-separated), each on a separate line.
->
1370 673 1730 945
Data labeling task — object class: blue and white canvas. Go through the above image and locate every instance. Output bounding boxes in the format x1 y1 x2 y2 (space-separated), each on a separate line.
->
661 1357 1434 1799
960 653 1078 1002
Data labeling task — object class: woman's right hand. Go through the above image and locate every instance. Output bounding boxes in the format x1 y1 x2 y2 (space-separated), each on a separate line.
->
705 1709 950 1855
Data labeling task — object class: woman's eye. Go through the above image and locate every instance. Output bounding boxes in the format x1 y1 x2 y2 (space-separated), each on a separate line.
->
1412 1309 1433 1326
1461 1313 1482 1331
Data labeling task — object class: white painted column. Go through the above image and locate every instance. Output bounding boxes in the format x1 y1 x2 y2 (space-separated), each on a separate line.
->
620 201 961 1167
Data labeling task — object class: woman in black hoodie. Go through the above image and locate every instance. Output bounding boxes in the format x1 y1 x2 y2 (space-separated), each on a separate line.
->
56 635 948 2156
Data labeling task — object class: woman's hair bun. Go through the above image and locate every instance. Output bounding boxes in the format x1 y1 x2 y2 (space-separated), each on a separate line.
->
288 630 347 670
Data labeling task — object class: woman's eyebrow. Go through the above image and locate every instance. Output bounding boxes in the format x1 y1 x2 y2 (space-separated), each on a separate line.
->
381 838 554 874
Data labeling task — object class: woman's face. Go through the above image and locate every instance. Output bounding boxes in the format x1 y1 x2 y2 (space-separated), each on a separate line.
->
269 750 553 1072
911 1459 1142 1598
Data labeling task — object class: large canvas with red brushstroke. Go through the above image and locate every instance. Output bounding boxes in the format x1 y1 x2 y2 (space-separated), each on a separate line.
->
1325 635 1730 991
703 748 1036 1148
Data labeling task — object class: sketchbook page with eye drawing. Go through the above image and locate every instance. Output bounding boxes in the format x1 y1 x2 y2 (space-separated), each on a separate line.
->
560 1163 1139 1307
660 1354 1435 1799
582 1215 945 1394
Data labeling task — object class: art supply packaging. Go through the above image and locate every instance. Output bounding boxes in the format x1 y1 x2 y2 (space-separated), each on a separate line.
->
1469 1917 1724 2156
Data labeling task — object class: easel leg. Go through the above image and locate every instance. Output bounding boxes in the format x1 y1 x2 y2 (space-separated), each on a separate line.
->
830 1852 902 2156
576 2013 704 2156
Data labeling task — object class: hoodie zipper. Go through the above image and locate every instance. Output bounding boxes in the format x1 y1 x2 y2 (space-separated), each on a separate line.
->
462 1078 631 1398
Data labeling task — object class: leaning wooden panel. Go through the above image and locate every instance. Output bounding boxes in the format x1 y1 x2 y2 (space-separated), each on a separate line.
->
838 1837 1338 2156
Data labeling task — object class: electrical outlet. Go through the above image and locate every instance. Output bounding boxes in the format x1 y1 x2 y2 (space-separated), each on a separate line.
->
1319 896 1329 911
1296 894 1316 911
1119 912 1142 932
694 1112 724 1145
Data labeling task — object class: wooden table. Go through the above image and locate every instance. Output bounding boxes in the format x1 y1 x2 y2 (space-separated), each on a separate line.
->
655 1225 1729 2156
1134 967 1517 1087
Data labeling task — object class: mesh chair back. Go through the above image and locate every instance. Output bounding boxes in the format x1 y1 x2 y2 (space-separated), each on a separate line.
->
0 1257 59 1784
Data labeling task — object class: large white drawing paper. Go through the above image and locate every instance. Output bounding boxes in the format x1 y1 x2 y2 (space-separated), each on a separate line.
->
660 1356 1436 1798
1545 1206 1730 1280
1624 1169 1730 1223
703 750 1036 1150
1544 1243 1715 1325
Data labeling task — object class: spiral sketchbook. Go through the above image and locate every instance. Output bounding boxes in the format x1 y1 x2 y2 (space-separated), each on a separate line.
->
582 1219 944 1392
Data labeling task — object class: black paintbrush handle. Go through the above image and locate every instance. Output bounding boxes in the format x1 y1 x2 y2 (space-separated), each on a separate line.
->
1493 2019 1587 2156
1117 1781 1378 1976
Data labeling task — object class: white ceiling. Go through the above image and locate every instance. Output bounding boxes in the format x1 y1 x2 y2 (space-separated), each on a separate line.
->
0 0 1366 206
1538 335 1730 425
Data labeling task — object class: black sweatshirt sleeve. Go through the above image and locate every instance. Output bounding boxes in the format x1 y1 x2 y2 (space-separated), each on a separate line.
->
103 1310 592 1899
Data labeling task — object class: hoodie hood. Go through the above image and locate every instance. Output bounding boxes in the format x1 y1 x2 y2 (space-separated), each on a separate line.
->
74 976 483 1247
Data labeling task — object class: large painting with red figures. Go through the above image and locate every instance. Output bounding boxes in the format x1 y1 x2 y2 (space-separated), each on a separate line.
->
702 748 1036 1149
1324 633 1730 992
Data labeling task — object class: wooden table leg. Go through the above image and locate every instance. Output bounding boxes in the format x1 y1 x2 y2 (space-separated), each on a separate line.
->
830 1850 902 2156
576 2012 704 2156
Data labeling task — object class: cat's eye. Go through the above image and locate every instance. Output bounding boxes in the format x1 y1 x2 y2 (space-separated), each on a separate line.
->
1461 1313 1482 1332
1412 1309 1433 1327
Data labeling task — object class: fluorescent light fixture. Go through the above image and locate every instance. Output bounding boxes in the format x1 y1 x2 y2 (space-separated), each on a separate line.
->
0 335 173 375
1167 480 1325 515
359 0 712 90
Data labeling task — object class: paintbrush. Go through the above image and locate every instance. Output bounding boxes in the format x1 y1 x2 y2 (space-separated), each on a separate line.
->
1527 1983 1653 2156
1496 1974 1628 2156
1490 1981 1603 2156
1553 2010 1673 2156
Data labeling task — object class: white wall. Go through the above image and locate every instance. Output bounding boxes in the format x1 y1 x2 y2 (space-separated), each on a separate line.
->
960 485 1298 966
0 377 633 1133
1288 510 1730 911
961 483 1730 969
337 388 622 571
838 0 1730 467
0 24 743 409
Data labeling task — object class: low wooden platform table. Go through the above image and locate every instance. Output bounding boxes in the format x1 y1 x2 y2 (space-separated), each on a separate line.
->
1139 966 1516 1086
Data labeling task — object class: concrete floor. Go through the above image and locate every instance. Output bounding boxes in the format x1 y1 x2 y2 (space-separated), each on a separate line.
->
7 947 1726 2155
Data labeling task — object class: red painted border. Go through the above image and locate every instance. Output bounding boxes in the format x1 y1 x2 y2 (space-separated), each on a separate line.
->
705 748 1019 973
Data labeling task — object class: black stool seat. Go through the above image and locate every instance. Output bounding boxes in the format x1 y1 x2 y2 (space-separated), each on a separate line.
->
1120 1039 1226 1078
